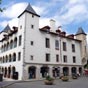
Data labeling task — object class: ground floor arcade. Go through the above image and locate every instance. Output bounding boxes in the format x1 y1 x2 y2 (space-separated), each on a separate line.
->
0 64 83 80
22 64 83 80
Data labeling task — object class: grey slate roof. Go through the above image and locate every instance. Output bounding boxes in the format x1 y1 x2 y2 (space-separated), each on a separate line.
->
2 25 11 33
76 27 86 35
18 3 40 18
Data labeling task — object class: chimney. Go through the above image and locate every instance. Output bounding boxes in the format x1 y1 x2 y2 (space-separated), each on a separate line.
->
50 19 55 30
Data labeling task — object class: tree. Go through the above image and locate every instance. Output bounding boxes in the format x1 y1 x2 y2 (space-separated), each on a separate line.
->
0 0 5 12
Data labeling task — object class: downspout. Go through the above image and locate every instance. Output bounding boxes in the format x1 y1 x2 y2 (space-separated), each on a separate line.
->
22 13 27 80
59 35 62 76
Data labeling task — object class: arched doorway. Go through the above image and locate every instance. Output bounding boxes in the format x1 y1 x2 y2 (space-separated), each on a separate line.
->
52 67 60 77
12 66 16 73
71 67 77 75
8 66 11 78
2 67 4 76
79 67 82 75
0 67 1 72
12 66 16 79
40 66 49 78
63 67 69 76
28 66 36 79
4 67 7 77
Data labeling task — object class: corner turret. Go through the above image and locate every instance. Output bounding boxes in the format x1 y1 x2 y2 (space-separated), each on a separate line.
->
75 27 87 65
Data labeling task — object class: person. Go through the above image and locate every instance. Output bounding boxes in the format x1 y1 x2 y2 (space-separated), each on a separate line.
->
77 71 80 77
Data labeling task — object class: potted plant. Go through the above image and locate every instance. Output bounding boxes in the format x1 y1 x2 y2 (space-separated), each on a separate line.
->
44 75 54 85
61 76 69 81
72 73 78 79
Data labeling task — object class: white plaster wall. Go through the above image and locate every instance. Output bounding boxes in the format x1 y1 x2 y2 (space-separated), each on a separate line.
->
0 13 26 80
23 12 82 66
24 13 61 65
61 38 82 65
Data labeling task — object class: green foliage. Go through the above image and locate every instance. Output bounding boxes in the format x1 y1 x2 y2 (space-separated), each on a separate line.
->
84 64 88 69
0 0 1 4
45 75 54 81
0 0 5 12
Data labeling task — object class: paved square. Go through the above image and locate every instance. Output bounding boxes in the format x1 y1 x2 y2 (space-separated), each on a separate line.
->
0 76 88 88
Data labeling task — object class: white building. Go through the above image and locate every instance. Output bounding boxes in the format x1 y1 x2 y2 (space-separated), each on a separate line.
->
0 3 87 80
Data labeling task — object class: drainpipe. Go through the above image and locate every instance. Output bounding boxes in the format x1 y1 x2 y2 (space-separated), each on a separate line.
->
22 13 27 80
59 37 62 62
59 35 62 76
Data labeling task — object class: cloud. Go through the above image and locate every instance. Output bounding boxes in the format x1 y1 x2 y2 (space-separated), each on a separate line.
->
0 21 8 27
0 18 18 30
53 0 88 26
33 6 47 15
1 2 28 18
39 18 51 28
0 2 47 29
0 0 88 35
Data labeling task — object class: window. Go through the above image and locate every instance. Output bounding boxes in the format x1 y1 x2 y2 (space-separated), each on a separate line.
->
63 55 67 63
14 37 17 48
18 52 21 61
1 45 3 53
63 42 66 51
7 42 9 50
30 55 33 60
13 53 16 61
55 40 59 50
9 55 12 62
3 57 4 63
0 57 2 63
19 35 22 46
56 55 59 62
20 25 22 29
45 38 50 48
32 15 34 18
72 44 75 52
31 25 34 29
85 45 86 53
46 53 50 62
30 41 34 46
73 56 76 63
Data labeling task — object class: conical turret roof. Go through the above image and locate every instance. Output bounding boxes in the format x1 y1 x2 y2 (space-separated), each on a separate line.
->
18 3 40 18
1 25 11 33
76 27 86 35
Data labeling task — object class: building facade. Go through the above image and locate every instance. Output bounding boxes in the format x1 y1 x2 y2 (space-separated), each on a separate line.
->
0 3 87 80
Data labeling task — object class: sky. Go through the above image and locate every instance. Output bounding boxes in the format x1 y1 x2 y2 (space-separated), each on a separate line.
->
0 0 88 41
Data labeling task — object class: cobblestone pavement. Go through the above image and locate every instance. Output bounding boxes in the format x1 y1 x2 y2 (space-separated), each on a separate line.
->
0 76 88 88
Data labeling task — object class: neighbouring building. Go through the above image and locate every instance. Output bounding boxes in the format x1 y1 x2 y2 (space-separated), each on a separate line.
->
0 3 87 80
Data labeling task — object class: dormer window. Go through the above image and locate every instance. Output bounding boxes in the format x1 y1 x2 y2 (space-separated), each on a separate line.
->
32 15 34 18
31 25 34 29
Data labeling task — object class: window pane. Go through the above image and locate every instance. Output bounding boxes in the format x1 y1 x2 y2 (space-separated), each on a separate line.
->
63 42 66 51
18 52 21 61
55 40 59 49
56 55 59 62
73 56 76 63
19 35 22 46
72 44 75 52
46 38 50 48
46 53 50 62
63 55 67 62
